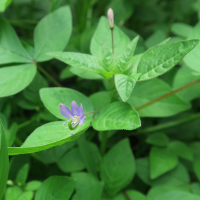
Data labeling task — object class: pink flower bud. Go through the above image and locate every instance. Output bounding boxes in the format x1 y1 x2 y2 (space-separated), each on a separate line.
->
107 8 114 29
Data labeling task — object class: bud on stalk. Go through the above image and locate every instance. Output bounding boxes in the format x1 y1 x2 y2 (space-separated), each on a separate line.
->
107 8 114 29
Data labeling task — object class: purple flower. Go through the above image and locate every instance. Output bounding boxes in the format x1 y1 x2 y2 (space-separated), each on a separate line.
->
59 101 86 135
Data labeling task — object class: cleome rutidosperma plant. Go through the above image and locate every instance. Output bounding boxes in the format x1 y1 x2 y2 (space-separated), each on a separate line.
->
1 5 200 200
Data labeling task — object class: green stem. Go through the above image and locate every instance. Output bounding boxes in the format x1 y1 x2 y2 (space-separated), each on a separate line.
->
123 191 131 200
33 62 63 87
18 118 35 129
100 131 108 156
84 110 100 116
111 28 114 55
136 79 200 111
136 113 200 134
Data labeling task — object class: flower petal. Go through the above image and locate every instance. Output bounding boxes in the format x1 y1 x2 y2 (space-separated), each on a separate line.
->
79 103 84 118
71 101 79 116
59 104 73 119
79 116 86 125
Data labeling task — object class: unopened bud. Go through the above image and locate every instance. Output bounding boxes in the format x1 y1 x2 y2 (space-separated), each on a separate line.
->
107 8 114 29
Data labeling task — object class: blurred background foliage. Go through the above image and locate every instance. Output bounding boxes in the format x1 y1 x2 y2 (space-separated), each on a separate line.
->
1 0 200 200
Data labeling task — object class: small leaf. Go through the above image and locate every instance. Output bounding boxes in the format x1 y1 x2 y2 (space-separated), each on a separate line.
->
169 141 194 161
34 6 72 62
100 139 135 196
8 120 91 155
5 186 23 200
72 172 104 200
57 147 85 173
115 36 139 73
40 87 93 120
146 133 169 147
35 176 75 200
25 181 42 191
0 64 37 97
115 73 140 102
150 146 179 179
16 163 29 186
113 190 146 200
101 43 115 72
171 23 193 38
0 119 9 200
92 101 141 131
46 52 105 74
137 40 199 80
194 157 200 182
0 19 32 64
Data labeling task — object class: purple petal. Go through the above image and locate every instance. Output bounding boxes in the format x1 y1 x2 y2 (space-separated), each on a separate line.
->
79 103 84 118
59 104 73 119
71 101 79 116
79 116 86 125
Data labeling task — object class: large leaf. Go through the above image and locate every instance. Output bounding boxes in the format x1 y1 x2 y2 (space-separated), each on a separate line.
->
34 6 72 62
0 19 32 64
115 73 140 102
92 101 141 131
35 176 75 200
150 146 178 179
8 120 91 155
46 52 105 74
72 172 104 200
100 139 135 196
172 65 200 101
0 64 37 97
0 119 9 200
40 87 93 120
90 17 130 58
146 133 169 147
127 78 191 117
137 40 199 80
115 36 139 73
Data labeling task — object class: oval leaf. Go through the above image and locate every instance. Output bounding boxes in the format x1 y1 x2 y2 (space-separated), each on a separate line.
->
92 101 141 131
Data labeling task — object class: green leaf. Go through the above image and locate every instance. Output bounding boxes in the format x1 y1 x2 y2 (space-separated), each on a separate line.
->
77 135 99 177
0 0 11 12
137 40 199 80
100 139 135 196
34 6 72 62
169 141 193 161
112 190 146 200
92 101 141 131
23 72 48 104
8 120 91 155
115 36 139 73
90 17 130 58
40 87 93 120
150 146 178 179
46 52 105 74
146 133 169 147
127 78 191 117
194 157 200 182
171 23 193 38
18 191 33 200
154 191 200 200
70 67 103 80
148 185 191 200
35 176 75 200
16 162 29 186
5 122 18 147
5 186 23 200
89 91 112 111
60 67 75 79
25 181 42 191
0 64 37 97
172 65 200 101
57 147 85 173
191 183 200 196
0 19 32 64
115 73 140 102
0 119 9 200
136 158 189 187
72 172 104 200
37 142 75 164
100 42 115 72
